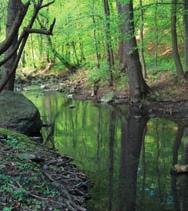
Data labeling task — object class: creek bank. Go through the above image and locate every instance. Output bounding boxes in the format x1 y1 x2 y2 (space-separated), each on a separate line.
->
16 70 188 110
0 128 89 211
15 71 129 102
16 69 188 105
0 91 42 136
143 100 188 122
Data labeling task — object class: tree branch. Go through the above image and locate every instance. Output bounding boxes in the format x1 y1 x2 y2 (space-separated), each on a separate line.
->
0 0 55 92
40 0 55 9
24 18 56 35
0 1 30 55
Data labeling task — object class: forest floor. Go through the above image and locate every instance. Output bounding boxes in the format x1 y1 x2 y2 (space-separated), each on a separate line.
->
0 129 89 211
16 68 188 103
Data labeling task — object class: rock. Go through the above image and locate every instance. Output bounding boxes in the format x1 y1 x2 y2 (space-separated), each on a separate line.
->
67 94 73 99
69 87 76 94
100 91 116 103
0 91 42 135
18 153 44 163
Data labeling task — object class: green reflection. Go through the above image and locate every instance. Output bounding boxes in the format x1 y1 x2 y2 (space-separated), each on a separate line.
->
24 91 187 211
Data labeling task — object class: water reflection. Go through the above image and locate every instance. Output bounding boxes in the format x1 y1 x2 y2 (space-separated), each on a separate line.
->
119 107 148 211
24 91 188 211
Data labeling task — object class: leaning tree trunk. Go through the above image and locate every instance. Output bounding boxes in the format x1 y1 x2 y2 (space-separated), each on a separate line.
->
116 0 149 102
171 0 184 78
2 0 21 90
0 0 55 92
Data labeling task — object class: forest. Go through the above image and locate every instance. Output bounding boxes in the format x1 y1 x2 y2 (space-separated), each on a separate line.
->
0 0 188 101
0 0 188 211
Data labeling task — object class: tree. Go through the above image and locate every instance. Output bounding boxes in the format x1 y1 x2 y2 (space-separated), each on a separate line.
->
184 0 188 72
2 0 23 90
171 0 184 78
0 0 55 92
116 0 127 72
139 0 147 79
116 0 149 102
103 0 114 86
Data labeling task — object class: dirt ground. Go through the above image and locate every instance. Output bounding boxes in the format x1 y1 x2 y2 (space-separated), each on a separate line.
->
16 68 188 103
0 129 88 211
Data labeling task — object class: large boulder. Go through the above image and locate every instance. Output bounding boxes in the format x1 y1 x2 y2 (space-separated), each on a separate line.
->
0 91 42 135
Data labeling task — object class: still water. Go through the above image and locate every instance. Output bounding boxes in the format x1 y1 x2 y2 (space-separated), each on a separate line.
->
25 91 188 211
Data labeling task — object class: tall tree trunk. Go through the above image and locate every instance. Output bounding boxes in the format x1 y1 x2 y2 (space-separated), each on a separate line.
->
116 0 149 102
2 0 21 90
139 0 147 78
171 0 184 78
116 1 127 72
92 0 101 69
103 0 114 86
154 0 159 70
184 0 188 72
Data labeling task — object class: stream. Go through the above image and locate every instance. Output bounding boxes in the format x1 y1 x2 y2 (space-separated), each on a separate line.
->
24 90 188 211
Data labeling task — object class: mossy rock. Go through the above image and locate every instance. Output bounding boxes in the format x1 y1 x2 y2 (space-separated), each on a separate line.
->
0 91 42 135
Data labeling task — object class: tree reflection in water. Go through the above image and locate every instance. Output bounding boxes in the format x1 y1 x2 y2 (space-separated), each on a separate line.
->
24 92 188 211
118 107 148 211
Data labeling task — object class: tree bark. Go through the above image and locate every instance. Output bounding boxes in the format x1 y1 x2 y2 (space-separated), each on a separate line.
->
103 0 114 86
116 1 127 72
172 0 184 77
184 0 188 72
92 0 101 69
0 0 55 92
139 0 147 79
116 0 149 102
2 0 22 90
154 0 159 70
171 0 184 78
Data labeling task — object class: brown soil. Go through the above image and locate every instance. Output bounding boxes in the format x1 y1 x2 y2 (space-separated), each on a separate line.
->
16 69 188 103
0 130 88 211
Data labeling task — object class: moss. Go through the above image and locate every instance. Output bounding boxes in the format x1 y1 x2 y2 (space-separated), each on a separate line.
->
0 128 39 152
0 128 31 142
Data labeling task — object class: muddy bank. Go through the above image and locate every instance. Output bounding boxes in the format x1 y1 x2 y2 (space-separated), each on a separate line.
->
0 129 89 211
15 72 128 102
16 71 188 115
16 70 188 105
143 100 188 122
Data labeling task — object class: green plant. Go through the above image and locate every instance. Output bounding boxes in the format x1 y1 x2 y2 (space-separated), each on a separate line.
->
3 207 12 211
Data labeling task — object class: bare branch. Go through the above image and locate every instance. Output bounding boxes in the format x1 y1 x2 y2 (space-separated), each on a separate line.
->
24 28 52 35
40 0 55 9
24 18 56 35
0 0 56 91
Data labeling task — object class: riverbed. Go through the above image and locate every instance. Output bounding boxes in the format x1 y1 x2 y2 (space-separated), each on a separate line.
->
24 90 188 211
